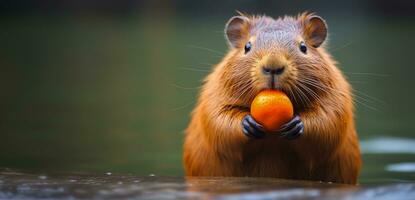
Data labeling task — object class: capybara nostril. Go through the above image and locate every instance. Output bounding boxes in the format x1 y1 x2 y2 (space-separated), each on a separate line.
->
263 67 272 74
262 66 285 75
274 66 285 75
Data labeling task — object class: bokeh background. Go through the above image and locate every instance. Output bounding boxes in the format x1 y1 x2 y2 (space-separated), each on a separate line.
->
1 0 414 183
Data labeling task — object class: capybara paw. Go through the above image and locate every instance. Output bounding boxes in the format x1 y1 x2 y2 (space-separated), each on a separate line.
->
242 114 266 139
278 115 304 140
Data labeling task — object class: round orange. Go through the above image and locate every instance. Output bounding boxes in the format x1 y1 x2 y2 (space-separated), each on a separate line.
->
251 90 294 132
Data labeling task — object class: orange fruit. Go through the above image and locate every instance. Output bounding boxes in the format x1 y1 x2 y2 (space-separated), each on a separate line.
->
250 90 294 132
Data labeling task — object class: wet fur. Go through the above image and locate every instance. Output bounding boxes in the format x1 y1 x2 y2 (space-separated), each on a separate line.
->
183 13 361 184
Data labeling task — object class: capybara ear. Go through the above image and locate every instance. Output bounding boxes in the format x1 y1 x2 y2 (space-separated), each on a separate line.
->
225 16 250 48
301 14 328 48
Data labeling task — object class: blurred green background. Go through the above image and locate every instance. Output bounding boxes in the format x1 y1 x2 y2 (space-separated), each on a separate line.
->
1 0 414 183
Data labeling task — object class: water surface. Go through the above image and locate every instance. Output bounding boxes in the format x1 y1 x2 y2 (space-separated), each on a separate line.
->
1 168 415 200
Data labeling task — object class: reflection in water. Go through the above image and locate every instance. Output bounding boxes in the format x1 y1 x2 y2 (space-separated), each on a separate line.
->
184 176 352 199
1 168 415 199
359 137 415 183
386 163 415 172
361 137 415 154
217 184 415 200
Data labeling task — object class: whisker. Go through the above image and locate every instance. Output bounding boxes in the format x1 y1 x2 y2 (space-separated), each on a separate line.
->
343 72 390 77
352 89 385 104
179 67 211 72
199 62 215 67
351 97 379 111
231 81 253 104
171 100 195 111
229 77 259 105
301 77 381 104
295 83 312 107
186 45 224 55
297 81 324 106
287 85 299 107
171 83 201 90
349 80 367 84
291 84 307 107
329 41 353 52
299 78 380 111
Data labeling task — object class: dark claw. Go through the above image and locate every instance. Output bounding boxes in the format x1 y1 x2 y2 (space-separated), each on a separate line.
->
278 115 301 132
242 115 265 139
287 125 304 140
246 114 265 131
278 115 304 140
242 126 254 138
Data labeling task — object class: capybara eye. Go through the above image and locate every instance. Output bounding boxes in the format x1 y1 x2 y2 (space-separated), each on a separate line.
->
299 41 307 54
244 42 252 54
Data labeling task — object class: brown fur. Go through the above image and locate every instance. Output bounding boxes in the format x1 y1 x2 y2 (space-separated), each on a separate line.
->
183 13 361 184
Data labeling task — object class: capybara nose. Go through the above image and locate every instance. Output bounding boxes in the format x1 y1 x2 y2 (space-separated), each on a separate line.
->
262 66 285 75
